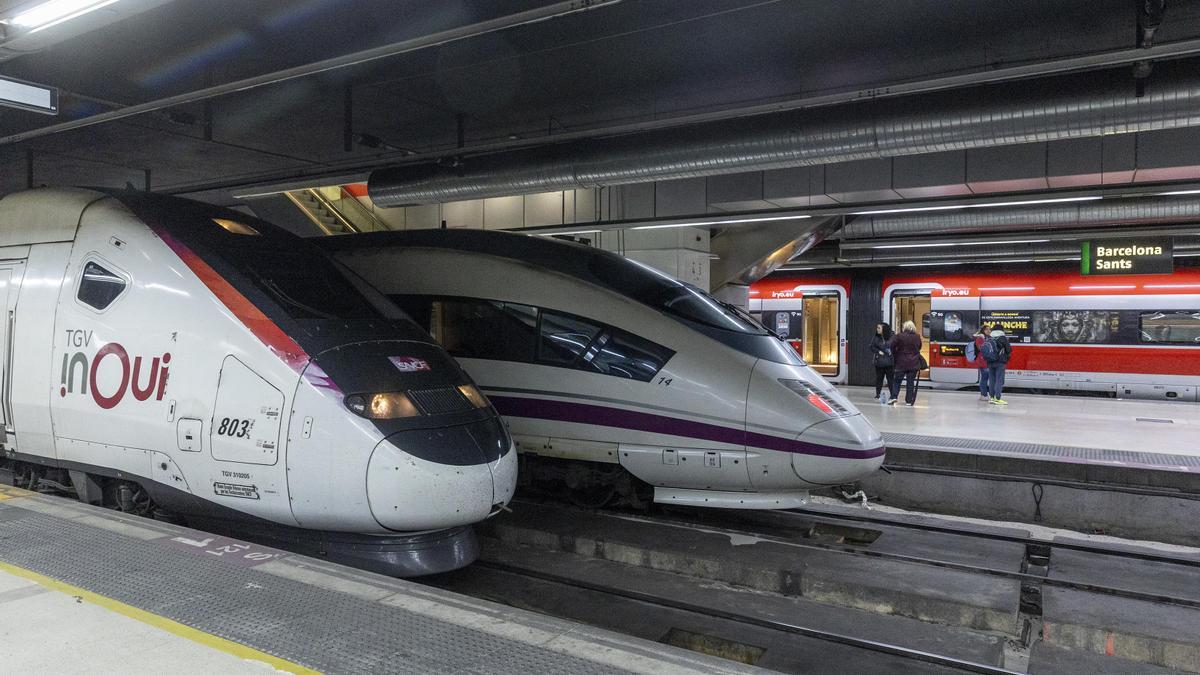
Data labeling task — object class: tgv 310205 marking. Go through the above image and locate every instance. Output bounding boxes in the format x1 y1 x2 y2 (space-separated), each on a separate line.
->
0 188 516 576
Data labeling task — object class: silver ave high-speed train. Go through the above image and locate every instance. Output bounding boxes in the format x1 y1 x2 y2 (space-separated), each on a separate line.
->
0 188 515 576
321 229 885 510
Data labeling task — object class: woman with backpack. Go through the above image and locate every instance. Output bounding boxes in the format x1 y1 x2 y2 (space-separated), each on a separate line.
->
888 320 924 406
982 326 1014 405
966 325 991 401
870 323 895 404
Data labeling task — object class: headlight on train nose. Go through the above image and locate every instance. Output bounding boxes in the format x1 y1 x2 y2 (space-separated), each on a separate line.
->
457 384 490 409
345 392 421 419
779 379 850 417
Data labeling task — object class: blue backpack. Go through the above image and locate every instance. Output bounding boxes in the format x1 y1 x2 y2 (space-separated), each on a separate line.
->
965 341 978 362
981 337 999 363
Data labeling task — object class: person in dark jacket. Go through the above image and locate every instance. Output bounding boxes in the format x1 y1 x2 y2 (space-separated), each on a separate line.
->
870 323 895 403
888 320 923 406
968 325 991 401
986 327 1014 405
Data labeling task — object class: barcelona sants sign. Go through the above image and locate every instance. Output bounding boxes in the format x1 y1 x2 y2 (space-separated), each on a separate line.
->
1081 237 1173 275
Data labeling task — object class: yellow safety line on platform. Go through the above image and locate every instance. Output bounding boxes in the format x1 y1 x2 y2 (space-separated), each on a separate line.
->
0 485 33 500
0 560 321 674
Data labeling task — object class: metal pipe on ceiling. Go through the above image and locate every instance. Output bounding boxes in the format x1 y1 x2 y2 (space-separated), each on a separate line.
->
793 240 1200 267
0 0 622 147
839 195 1200 240
369 63 1200 205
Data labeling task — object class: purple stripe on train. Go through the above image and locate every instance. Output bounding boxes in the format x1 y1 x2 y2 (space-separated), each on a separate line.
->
489 395 886 460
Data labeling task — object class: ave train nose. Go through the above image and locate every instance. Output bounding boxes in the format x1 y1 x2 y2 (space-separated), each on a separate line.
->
748 359 886 488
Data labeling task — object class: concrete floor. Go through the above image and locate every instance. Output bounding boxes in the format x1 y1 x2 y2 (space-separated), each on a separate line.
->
842 386 1200 458
0 568 273 674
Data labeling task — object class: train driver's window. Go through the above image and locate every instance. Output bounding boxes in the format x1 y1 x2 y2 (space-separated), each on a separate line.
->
1139 311 1200 344
538 311 602 366
437 300 537 362
582 329 675 382
76 260 127 311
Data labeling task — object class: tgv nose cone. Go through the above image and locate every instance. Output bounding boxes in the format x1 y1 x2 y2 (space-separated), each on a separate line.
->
366 423 507 531
792 415 886 485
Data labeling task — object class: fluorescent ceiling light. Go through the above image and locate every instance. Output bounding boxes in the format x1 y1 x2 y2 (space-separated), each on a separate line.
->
1145 284 1200 289
850 195 1101 216
631 214 811 231
1176 252 1200 257
1069 284 1136 290
897 261 962 267
534 229 600 236
978 286 1036 291
777 266 814 271
1156 189 1200 196
872 238 1051 250
8 0 120 32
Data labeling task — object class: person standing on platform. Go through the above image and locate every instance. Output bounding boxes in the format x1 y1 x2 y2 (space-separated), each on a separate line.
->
983 326 1014 405
888 320 923 407
966 325 991 401
870 323 895 404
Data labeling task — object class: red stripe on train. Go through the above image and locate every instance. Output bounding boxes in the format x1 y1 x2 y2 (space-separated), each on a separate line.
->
155 229 309 372
934 344 1200 376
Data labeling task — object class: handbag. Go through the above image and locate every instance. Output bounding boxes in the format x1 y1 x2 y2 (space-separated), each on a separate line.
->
917 352 929 370
874 349 894 368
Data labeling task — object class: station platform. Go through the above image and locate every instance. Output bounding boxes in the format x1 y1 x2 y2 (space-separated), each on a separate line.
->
839 386 1200 545
0 486 752 675
843 386 1200 473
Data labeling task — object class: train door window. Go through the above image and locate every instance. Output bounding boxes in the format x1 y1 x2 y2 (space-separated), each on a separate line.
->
581 329 675 382
435 299 537 362
539 310 602 366
802 296 839 376
76 259 127 311
892 294 931 369
1139 311 1200 345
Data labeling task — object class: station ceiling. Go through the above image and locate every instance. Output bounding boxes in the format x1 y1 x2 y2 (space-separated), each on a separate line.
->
3 0 1200 204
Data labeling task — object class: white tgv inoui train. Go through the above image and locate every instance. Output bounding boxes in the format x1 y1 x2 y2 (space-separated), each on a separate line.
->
322 229 885 510
0 188 515 576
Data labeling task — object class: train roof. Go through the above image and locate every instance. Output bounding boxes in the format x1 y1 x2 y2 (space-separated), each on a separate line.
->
316 227 702 309
318 228 773 337
0 188 107 247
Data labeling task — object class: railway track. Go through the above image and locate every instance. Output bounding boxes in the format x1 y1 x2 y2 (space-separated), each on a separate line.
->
605 505 1200 611
468 559 1021 674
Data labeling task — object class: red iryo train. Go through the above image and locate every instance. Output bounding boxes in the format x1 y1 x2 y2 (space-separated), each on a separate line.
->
750 267 1200 401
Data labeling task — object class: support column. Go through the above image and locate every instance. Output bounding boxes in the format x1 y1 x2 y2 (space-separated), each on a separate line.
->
847 270 883 387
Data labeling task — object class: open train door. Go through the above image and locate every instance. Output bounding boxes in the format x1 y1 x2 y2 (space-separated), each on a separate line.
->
929 287 980 385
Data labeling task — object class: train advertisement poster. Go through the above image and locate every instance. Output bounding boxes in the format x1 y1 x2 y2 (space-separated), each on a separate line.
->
981 310 1130 344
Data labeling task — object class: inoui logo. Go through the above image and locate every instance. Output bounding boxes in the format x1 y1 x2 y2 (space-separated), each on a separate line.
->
60 332 171 409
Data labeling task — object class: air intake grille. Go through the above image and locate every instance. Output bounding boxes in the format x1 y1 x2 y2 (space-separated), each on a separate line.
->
407 387 473 415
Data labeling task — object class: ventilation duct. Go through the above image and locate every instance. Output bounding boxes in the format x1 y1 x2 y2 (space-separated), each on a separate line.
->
840 195 1200 240
370 62 1200 206
833 239 1200 265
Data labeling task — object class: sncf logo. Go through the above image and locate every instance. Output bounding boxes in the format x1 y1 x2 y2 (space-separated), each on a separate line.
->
389 356 431 372
60 336 171 409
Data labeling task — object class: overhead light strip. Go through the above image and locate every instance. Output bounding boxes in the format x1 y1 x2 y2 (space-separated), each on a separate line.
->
871 238 1051 249
8 0 120 32
850 195 1102 216
631 214 812 231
